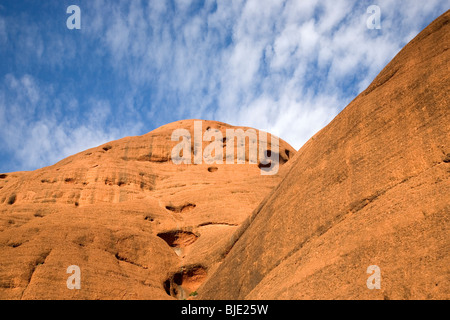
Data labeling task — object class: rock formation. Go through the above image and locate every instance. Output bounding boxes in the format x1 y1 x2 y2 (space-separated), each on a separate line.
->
0 120 295 299
198 10 450 300
0 10 448 300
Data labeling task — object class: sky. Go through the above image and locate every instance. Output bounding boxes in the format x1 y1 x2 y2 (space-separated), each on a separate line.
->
0 0 448 173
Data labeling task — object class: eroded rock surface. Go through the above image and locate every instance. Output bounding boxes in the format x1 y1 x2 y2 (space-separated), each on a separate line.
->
0 120 295 299
199 10 450 300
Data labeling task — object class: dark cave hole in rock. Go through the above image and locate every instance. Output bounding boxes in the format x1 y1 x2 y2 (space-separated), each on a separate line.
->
157 230 198 248
163 265 207 299
165 203 196 213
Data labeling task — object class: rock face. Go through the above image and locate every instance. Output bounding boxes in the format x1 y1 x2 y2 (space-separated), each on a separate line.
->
0 120 296 299
198 10 450 300
0 10 448 301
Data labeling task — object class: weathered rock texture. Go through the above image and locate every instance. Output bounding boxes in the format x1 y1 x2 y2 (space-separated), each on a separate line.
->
0 120 295 299
0 10 449 301
198 10 450 300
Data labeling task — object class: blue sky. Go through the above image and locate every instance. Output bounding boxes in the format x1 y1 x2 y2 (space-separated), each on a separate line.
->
0 0 448 173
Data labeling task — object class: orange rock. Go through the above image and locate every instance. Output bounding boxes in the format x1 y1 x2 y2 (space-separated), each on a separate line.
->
1 9 448 301
199 10 450 300
0 120 295 300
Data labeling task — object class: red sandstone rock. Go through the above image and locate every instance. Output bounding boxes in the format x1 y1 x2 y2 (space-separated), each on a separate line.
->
198 10 450 300
0 120 295 299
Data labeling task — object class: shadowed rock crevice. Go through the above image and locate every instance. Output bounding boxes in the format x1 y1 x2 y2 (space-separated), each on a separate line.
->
136 155 170 163
165 203 196 213
7 194 16 205
114 252 148 269
157 230 198 248
443 153 450 163
198 222 238 227
8 242 23 248
164 265 207 299
21 250 52 298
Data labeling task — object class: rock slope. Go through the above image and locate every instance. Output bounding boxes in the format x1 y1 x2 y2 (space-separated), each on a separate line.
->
0 120 295 299
198 10 450 300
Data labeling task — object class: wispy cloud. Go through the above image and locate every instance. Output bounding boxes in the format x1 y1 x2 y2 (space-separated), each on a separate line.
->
0 73 138 171
0 0 448 172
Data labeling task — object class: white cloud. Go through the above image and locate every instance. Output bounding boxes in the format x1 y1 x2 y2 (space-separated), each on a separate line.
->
0 74 142 171
1 0 448 172
63 0 450 150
